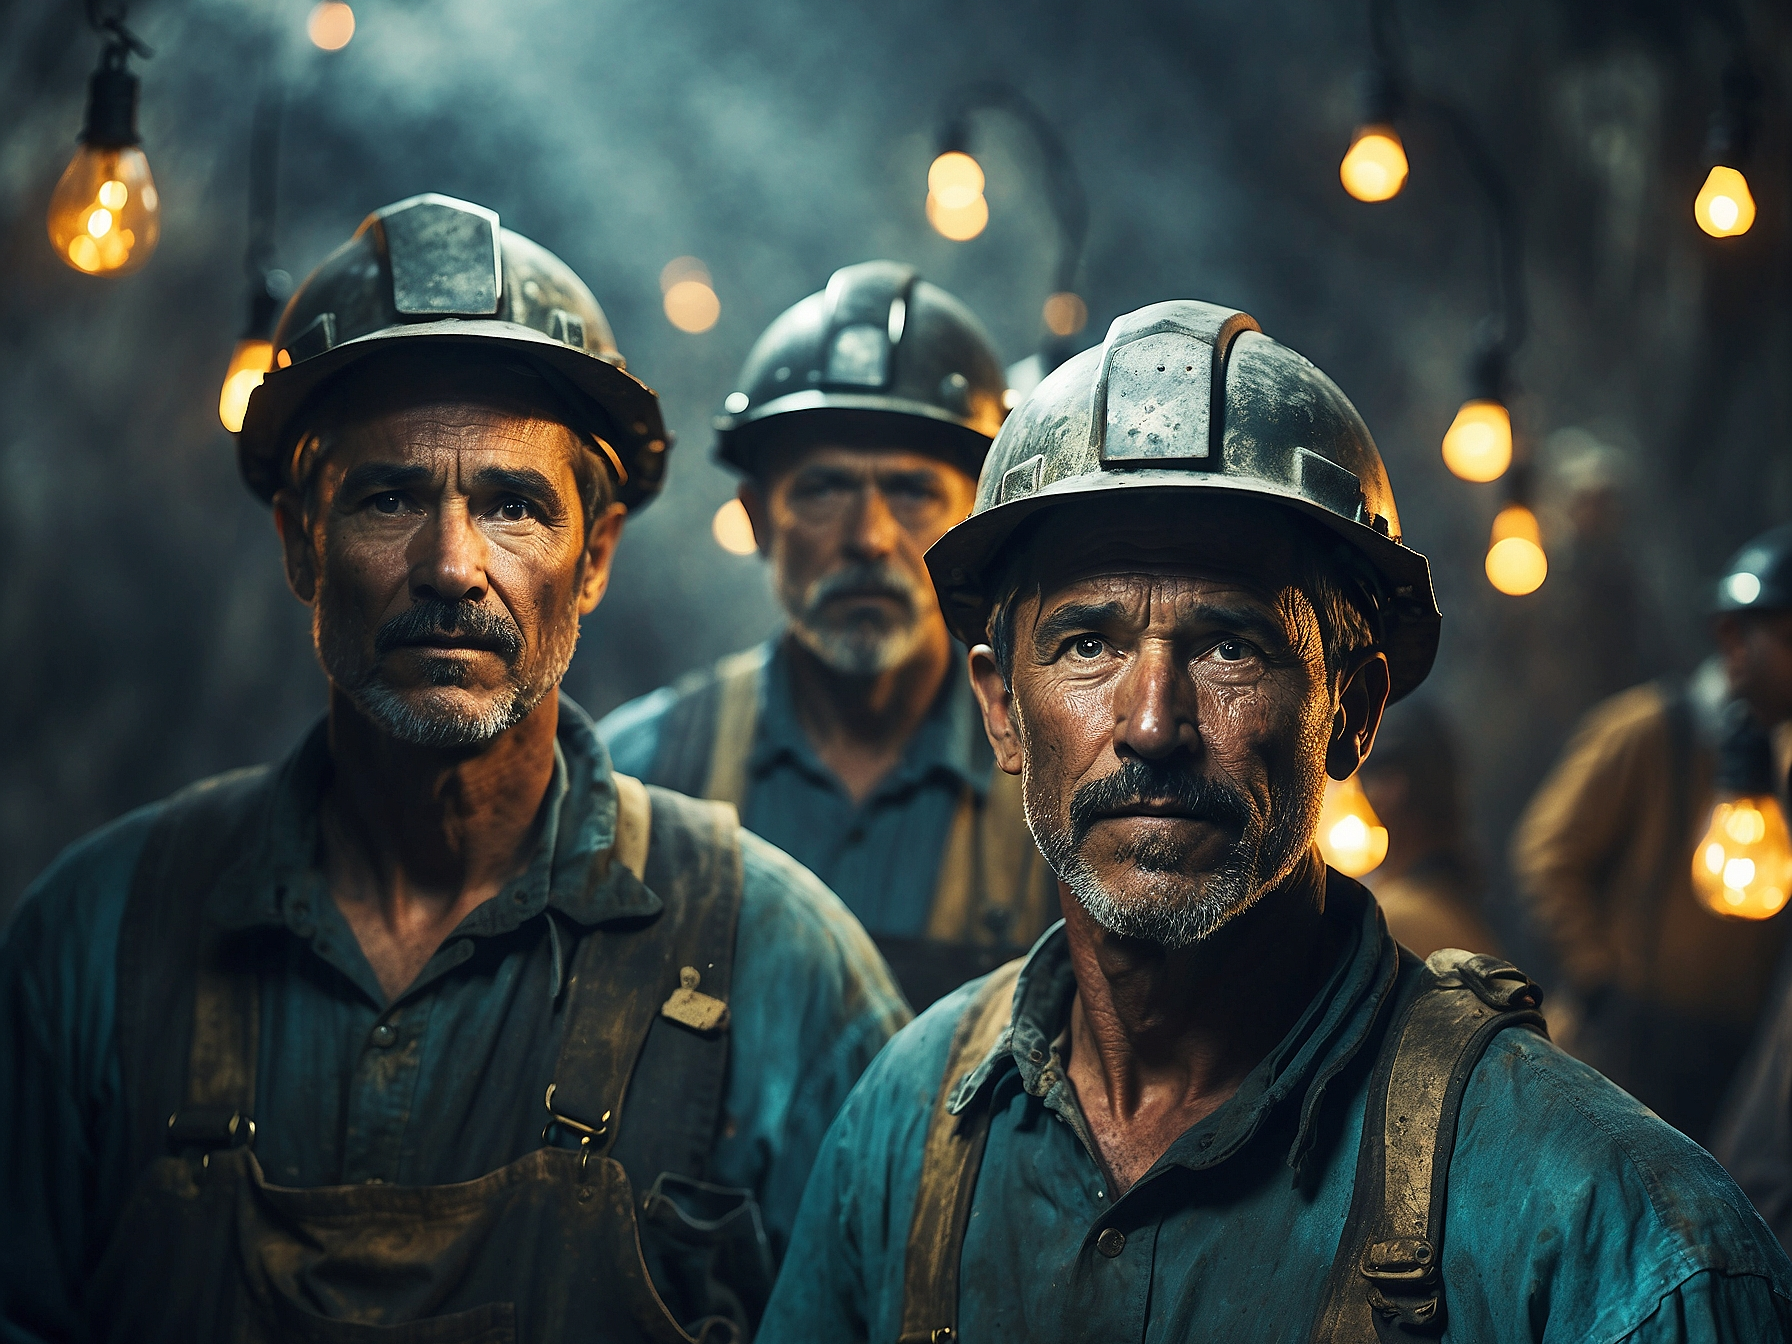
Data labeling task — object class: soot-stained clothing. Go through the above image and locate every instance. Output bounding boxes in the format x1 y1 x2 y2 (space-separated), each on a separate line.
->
760 877 1792 1344
0 696 909 1344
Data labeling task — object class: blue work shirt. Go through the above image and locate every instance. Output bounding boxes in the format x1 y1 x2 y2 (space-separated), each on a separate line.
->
601 638 991 938
0 696 910 1344
761 876 1792 1343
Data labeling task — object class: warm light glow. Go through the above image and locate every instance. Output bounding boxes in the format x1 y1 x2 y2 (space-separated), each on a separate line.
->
926 191 989 241
1485 504 1547 596
218 338 275 433
712 498 758 555
928 152 985 208
1691 796 1792 920
664 280 720 333
308 1 356 50
1340 124 1409 203
1316 775 1389 878
1695 165 1756 239
1441 399 1513 482
48 144 159 276
1043 292 1088 338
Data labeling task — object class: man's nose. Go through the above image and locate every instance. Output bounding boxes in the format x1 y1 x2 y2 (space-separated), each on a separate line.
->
410 499 488 604
1112 642 1199 762
842 486 902 561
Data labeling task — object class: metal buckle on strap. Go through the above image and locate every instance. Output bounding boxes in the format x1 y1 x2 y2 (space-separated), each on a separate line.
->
542 1083 610 1178
1361 1237 1437 1284
166 1108 256 1168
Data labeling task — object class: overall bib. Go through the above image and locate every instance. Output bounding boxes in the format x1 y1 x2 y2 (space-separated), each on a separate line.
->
85 769 764 1344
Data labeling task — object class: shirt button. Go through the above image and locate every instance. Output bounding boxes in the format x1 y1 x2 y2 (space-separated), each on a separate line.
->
1096 1227 1126 1258
370 1023 397 1048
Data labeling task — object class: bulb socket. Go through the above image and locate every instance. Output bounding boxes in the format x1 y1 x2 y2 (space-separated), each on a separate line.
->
82 55 140 148
1356 68 1404 125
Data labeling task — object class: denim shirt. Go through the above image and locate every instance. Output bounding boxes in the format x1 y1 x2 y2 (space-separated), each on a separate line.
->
601 638 992 938
760 877 1792 1343
0 696 909 1344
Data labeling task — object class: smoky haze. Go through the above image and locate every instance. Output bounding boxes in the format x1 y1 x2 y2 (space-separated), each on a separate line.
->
3 0 1791 970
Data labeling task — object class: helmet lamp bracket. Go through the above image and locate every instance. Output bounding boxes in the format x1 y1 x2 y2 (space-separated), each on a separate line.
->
1095 308 1260 468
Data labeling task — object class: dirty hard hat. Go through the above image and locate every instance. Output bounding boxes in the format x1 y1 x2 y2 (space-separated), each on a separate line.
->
925 300 1442 701
713 260 1007 479
236 193 669 510
1714 521 1792 614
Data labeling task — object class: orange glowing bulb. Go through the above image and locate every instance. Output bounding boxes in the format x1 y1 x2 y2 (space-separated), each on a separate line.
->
1441 399 1513 482
218 338 275 433
1694 165 1756 239
47 144 159 276
1340 124 1409 203
712 498 758 555
1317 774 1389 877
308 2 355 50
1485 504 1547 596
1691 795 1792 920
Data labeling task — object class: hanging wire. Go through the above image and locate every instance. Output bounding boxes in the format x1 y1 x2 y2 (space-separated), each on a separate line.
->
83 0 152 58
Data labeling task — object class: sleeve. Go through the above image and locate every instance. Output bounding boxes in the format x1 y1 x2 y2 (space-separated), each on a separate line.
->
1510 690 1660 993
0 815 146 1344
1616 1269 1792 1343
594 687 676 780
710 831 910 1258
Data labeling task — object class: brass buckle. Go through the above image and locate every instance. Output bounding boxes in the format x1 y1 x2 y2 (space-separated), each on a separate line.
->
542 1083 610 1178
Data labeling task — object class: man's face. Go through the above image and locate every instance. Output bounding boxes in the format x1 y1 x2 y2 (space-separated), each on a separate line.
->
1718 610 1792 727
273 363 623 750
743 443 976 676
969 498 1387 948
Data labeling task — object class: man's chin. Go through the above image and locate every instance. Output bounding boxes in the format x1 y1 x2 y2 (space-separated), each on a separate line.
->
350 681 532 750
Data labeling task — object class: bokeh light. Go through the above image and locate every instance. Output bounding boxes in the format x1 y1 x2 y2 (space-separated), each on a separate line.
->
712 498 758 555
217 338 274 433
660 256 720 333
1043 291 1087 337
47 146 159 276
308 2 356 51
1694 165 1756 239
1339 125 1409 203
1441 399 1513 482
1485 503 1547 596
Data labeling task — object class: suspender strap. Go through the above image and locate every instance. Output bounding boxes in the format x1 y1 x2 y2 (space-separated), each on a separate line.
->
648 648 767 805
546 781 745 1191
897 958 1024 1344
1311 950 1547 1343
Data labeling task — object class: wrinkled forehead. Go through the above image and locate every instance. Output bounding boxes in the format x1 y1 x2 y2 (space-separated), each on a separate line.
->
1010 495 1312 611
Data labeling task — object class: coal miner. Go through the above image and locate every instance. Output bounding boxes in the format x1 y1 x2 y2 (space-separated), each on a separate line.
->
759 302 1792 1342
601 263 1059 1010
0 195 906 1343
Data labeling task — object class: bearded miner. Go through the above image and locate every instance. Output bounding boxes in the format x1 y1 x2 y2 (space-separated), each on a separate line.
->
0 195 906 1344
757 301 1792 1343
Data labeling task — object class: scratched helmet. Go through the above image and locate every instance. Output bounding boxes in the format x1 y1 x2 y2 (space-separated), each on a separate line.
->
713 260 1008 479
926 300 1442 701
237 193 669 510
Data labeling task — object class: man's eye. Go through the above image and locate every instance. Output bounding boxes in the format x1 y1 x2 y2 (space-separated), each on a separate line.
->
1072 636 1107 659
371 493 405 514
497 499 531 522
1212 638 1252 662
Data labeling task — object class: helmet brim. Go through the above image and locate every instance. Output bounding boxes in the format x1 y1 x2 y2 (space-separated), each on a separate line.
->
713 393 993 479
925 471 1441 703
236 319 667 508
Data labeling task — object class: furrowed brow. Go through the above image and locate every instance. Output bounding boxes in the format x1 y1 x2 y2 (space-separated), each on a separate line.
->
1032 601 1130 655
472 464 562 504
337 463 432 497
1182 601 1296 650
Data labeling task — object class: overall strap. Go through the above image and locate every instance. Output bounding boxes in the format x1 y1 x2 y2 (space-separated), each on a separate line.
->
1310 950 1547 1343
645 647 766 806
544 779 744 1191
117 768 276 1175
924 767 1058 950
898 958 1025 1344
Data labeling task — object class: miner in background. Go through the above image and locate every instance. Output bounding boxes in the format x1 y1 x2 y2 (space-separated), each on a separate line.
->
0 195 906 1344
1513 522 1792 1143
1358 697 1501 960
601 262 1059 1010
760 301 1791 1343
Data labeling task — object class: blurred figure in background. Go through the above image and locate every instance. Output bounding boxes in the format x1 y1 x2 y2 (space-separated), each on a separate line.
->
602 263 1059 1009
1514 522 1792 1143
1358 698 1500 959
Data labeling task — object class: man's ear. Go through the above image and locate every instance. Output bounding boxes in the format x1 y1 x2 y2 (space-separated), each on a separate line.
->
968 644 1023 776
1325 649 1391 781
576 501 629 615
738 482 769 558
272 489 317 604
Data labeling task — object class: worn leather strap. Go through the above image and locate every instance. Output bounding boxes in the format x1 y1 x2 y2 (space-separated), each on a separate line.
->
1310 949 1546 1342
700 648 769 809
897 958 1024 1344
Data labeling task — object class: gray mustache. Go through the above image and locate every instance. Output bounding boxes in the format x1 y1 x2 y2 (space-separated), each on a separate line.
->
374 600 524 660
1069 759 1255 845
801 562 920 619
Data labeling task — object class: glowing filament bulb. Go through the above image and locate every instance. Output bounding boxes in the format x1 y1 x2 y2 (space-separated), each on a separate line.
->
1694 165 1756 239
47 145 159 276
1691 796 1792 921
1485 504 1546 596
218 338 275 433
926 151 988 241
1340 125 1409 203
1441 399 1513 482
1317 774 1389 878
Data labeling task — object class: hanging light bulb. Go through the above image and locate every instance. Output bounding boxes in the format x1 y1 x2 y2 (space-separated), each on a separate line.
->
1694 164 1756 239
307 1 356 50
926 150 988 241
712 498 758 555
1340 123 1409 203
1441 398 1513 482
1485 502 1547 596
218 337 274 433
1691 710 1792 920
47 39 159 277
1317 774 1389 877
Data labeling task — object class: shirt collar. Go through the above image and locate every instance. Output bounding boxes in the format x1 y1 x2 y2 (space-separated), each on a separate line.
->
750 634 992 798
947 873 1403 1181
203 693 663 938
